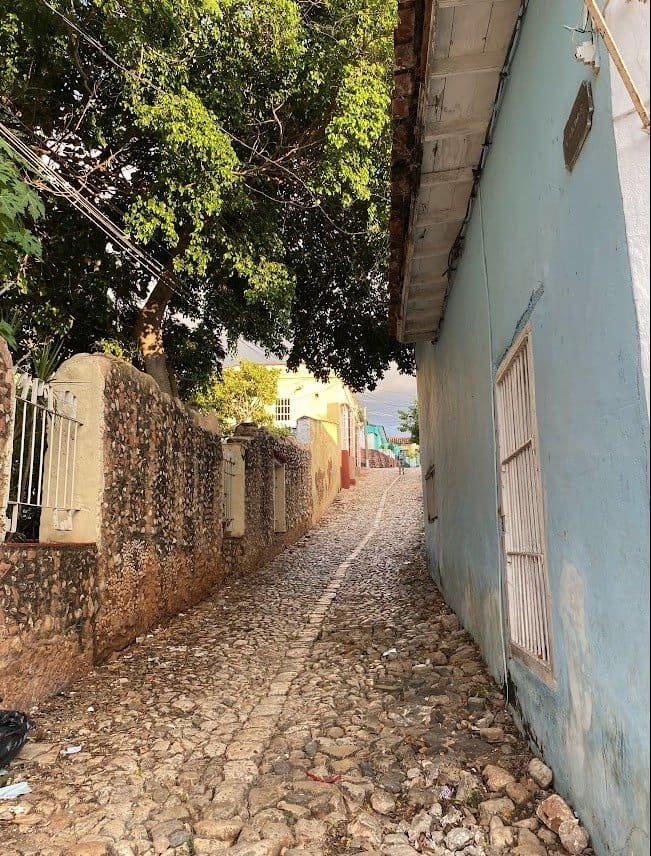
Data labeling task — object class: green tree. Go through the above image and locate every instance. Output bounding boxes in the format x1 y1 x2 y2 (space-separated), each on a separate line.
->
0 143 43 287
193 360 280 433
398 400 419 444
0 0 413 394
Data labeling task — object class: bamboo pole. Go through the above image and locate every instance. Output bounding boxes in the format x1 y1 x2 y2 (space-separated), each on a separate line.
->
584 0 650 129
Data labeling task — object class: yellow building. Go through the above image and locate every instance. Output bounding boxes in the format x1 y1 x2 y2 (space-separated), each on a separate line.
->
265 364 362 488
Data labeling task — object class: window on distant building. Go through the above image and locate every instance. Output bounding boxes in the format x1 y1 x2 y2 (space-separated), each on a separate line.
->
275 398 291 423
495 325 553 678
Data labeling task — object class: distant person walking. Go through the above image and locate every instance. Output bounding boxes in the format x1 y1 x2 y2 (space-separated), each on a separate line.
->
397 449 406 475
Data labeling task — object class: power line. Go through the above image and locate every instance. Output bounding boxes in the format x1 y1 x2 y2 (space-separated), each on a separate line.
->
1 105 194 288
0 123 163 280
0 121 206 316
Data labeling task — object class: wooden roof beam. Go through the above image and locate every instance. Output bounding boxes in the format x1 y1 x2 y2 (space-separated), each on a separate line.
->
420 167 475 187
438 0 515 7
429 51 505 77
405 275 448 293
412 246 451 261
423 118 487 141
415 209 466 228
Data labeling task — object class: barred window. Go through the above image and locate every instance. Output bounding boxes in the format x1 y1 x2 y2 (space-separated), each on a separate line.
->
495 326 553 677
275 398 291 423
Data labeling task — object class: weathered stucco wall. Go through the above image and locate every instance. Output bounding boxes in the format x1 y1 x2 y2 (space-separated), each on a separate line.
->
295 417 340 523
223 425 312 575
417 2 650 853
0 544 98 708
605 0 650 419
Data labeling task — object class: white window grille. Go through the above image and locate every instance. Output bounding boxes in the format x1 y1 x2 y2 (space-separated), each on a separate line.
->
5 372 81 540
222 450 236 529
275 398 291 423
495 327 553 675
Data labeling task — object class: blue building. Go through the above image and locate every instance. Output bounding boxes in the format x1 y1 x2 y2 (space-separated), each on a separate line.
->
390 1 649 853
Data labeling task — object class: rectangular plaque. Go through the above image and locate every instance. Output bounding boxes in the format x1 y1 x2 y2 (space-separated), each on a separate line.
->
564 80 594 171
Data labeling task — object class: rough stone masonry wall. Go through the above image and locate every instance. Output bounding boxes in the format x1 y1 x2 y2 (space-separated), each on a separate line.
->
92 356 225 659
0 544 98 708
361 448 397 468
0 342 100 708
223 425 312 575
0 348 315 707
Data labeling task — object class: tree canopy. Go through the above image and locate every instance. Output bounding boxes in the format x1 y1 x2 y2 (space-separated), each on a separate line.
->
0 0 414 395
193 360 280 433
398 400 419 444
0 142 43 288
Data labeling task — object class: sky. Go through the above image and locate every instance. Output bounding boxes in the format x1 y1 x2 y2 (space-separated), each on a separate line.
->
357 363 417 436
228 340 417 437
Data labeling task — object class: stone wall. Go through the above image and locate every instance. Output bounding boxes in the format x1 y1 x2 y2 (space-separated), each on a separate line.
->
0 353 317 707
223 425 312 575
295 417 340 523
361 448 396 468
55 355 225 659
0 543 98 708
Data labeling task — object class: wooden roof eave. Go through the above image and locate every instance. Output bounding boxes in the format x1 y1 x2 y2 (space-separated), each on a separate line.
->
389 0 526 345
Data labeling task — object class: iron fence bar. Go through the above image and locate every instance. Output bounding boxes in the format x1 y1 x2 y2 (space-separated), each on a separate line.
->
4 371 83 540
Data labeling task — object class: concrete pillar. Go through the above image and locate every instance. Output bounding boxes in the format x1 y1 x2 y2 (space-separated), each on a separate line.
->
39 355 106 544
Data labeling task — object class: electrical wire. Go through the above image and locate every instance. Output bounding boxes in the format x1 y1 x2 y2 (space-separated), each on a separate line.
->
0 119 209 317
0 121 165 282
0 103 201 302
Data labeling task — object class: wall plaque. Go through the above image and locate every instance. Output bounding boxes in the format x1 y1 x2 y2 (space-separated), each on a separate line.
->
564 80 594 171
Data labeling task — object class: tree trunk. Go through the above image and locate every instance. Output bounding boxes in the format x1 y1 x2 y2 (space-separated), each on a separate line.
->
134 276 175 396
133 233 190 396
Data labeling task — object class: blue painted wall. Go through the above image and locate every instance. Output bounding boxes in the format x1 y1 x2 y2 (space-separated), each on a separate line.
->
416 2 650 853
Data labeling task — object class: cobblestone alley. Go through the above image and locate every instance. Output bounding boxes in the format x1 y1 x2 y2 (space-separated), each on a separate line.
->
2 471 592 856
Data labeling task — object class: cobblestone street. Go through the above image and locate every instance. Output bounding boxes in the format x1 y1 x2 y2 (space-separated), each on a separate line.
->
2 470 591 856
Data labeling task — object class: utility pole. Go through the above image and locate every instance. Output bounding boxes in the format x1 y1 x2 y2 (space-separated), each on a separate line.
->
364 407 369 468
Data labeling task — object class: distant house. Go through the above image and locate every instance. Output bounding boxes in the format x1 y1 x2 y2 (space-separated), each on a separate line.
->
363 424 396 468
390 1 649 853
388 436 420 467
364 423 392 453
265 364 362 489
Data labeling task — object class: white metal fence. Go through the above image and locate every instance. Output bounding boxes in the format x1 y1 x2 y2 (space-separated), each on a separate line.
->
4 372 81 539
